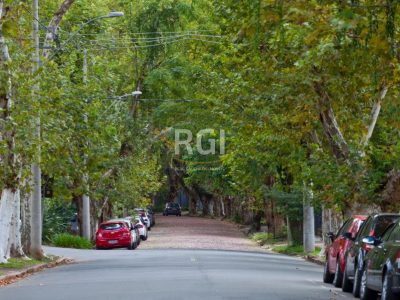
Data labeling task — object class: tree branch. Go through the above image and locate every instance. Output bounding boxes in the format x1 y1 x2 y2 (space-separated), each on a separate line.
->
313 81 349 161
361 83 388 148
42 0 75 59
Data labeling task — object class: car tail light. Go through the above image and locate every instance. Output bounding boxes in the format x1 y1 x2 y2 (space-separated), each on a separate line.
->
395 251 400 272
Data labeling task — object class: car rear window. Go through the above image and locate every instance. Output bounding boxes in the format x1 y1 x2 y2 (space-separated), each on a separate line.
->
168 203 180 208
374 216 400 237
101 223 124 230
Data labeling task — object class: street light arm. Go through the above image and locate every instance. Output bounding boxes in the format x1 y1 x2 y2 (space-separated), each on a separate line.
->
48 12 124 60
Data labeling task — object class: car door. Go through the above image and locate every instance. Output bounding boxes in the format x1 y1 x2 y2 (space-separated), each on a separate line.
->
368 224 397 290
329 219 352 273
347 217 372 276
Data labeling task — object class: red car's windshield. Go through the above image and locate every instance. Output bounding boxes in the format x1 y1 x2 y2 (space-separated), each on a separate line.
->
100 223 124 230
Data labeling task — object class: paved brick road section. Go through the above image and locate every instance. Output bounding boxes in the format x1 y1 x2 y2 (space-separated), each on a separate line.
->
140 215 265 252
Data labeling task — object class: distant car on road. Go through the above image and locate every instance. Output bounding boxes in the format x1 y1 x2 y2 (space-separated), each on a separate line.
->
343 213 400 295
163 202 181 216
95 220 136 250
359 221 400 300
323 215 367 287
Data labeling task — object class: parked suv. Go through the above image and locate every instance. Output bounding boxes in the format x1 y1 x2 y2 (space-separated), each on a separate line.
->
163 202 181 216
323 215 367 287
359 221 400 300
343 213 400 295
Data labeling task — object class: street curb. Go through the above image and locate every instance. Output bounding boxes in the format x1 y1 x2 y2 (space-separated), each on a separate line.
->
0 257 73 287
304 255 324 266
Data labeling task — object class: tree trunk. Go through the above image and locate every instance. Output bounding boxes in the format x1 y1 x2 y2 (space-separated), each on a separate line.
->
0 2 25 262
313 79 349 161
0 189 24 263
21 189 31 254
303 183 315 254
42 0 76 59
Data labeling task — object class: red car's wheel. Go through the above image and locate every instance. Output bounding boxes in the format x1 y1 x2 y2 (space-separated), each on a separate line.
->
323 258 334 283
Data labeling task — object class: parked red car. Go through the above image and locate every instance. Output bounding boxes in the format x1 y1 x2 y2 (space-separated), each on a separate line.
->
95 220 135 250
323 215 367 287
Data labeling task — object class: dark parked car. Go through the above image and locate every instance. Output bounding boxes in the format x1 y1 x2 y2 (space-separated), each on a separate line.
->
343 213 400 295
163 202 181 216
147 206 156 226
359 221 400 300
323 215 367 287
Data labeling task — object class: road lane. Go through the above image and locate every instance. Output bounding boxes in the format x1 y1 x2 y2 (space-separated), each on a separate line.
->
0 249 352 300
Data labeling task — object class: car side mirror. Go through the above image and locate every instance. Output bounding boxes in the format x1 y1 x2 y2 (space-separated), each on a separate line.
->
326 232 335 242
342 232 354 241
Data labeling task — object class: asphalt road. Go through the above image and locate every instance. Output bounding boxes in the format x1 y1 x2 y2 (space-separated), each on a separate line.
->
0 247 352 300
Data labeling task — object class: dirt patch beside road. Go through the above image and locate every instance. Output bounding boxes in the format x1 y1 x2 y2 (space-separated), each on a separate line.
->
140 215 266 252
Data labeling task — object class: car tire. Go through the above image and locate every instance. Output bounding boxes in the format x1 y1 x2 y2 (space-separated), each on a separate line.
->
132 240 137 250
323 259 334 283
360 267 377 300
141 234 148 241
353 263 362 297
342 261 353 292
333 258 343 288
381 271 397 300
128 241 133 250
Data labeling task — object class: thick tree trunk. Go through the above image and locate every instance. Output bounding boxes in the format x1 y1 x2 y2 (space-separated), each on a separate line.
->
0 189 24 263
0 2 25 263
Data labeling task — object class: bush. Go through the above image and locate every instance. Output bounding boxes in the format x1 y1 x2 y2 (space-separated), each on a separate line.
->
251 232 274 246
272 245 322 256
52 233 93 249
231 214 243 224
43 198 76 243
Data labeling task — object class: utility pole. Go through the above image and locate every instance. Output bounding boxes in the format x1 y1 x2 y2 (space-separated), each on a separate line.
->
81 49 91 240
30 0 43 259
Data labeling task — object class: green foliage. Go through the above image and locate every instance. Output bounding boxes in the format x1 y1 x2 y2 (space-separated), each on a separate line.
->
251 232 274 246
272 245 322 257
0 258 49 269
52 234 93 249
3 0 400 238
42 198 76 243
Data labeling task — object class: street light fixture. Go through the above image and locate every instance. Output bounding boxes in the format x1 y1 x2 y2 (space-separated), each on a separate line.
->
106 11 124 18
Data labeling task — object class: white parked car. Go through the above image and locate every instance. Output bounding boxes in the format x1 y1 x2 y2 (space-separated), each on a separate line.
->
134 208 151 230
134 216 148 241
